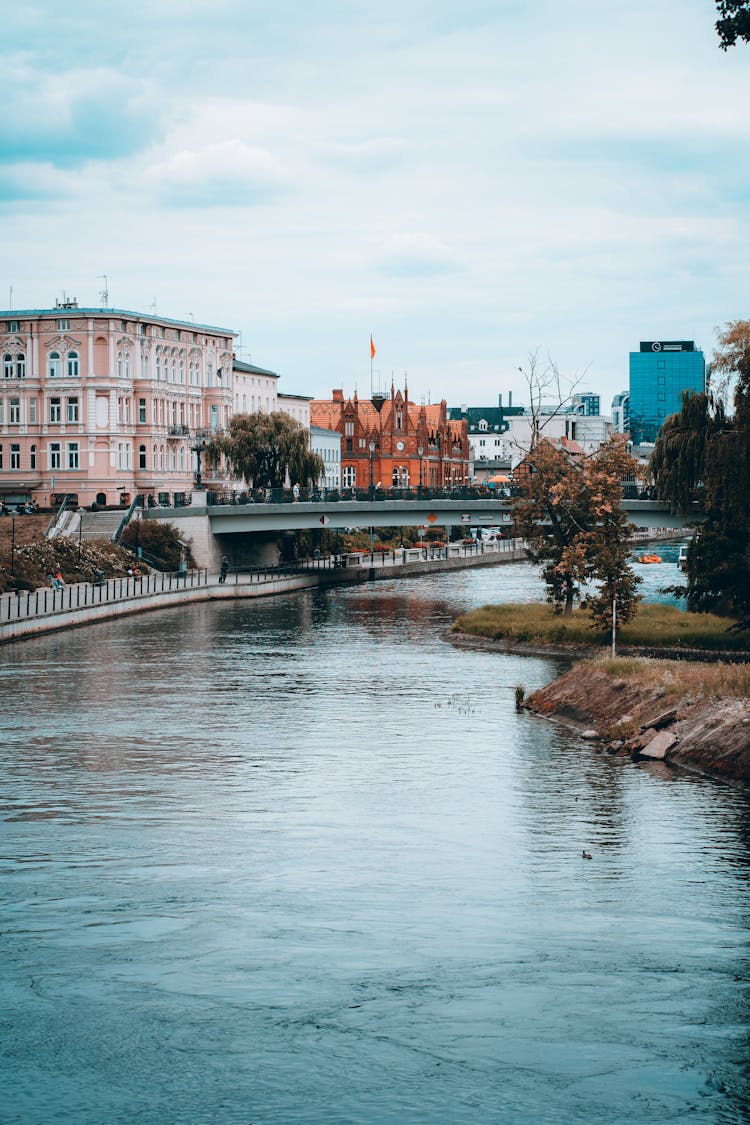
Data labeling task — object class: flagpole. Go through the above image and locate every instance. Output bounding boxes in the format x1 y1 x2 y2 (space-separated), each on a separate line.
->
370 333 373 398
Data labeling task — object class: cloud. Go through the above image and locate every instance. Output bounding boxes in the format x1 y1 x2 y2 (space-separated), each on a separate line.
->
323 137 410 173
146 140 288 207
0 61 161 167
374 234 462 277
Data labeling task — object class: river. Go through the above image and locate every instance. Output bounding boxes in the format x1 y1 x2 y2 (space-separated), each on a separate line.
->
2 559 749 1124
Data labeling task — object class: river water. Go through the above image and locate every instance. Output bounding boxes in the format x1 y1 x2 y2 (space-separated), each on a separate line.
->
2 558 749 1124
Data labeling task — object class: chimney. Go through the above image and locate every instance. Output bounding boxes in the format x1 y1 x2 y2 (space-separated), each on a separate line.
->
332 389 344 402
508 391 512 407
498 393 503 408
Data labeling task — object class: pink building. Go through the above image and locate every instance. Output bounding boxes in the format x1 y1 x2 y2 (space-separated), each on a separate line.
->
0 301 236 509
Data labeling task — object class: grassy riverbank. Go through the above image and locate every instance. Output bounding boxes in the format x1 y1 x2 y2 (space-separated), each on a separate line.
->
586 655 750 701
452 601 750 653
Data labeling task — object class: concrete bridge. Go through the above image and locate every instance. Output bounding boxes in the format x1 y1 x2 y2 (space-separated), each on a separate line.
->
146 494 698 569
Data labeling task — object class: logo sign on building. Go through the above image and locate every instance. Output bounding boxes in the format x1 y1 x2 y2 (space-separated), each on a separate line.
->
319 515 330 526
640 341 695 353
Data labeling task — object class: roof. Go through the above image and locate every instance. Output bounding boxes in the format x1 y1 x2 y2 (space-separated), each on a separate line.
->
232 359 280 379
0 306 236 336
311 424 341 438
278 392 312 402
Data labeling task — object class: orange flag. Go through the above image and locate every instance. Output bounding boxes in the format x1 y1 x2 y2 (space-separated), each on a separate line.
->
370 335 376 359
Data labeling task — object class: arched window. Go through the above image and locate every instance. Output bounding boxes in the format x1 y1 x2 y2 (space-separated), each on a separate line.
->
3 354 12 379
16 353 25 378
155 349 161 382
139 444 147 469
67 351 79 378
153 444 158 469
117 350 123 378
179 447 185 469
124 353 130 379
49 352 61 378
30 444 37 470
478 419 488 431
171 360 177 383
400 467 409 486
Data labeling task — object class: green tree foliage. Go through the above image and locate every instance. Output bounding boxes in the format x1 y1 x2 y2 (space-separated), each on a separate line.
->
716 0 750 48
208 412 324 490
120 519 192 570
513 437 641 625
651 320 750 617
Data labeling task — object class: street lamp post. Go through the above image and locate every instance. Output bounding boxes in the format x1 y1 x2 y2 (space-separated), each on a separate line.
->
192 440 207 491
10 515 15 578
368 440 376 551
417 445 424 497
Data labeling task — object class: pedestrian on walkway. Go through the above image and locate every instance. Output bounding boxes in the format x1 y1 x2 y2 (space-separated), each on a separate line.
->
219 556 230 584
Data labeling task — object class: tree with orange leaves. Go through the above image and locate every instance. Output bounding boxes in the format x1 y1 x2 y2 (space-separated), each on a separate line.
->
514 437 642 627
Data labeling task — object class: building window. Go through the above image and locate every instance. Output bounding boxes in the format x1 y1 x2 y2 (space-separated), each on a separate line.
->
139 444 147 469
67 443 79 469
67 397 79 423
9 398 20 423
346 438 353 452
3 354 12 379
10 443 20 469
30 444 36 470
343 465 356 488
118 442 124 470
56 318 70 331
49 352 61 378
7 320 19 333
16 353 25 378
345 421 354 436
139 398 147 423
0 445 3 468
49 442 61 469
49 397 61 423
67 351 79 378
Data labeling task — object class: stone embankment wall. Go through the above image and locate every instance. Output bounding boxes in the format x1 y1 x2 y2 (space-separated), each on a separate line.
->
524 665 750 783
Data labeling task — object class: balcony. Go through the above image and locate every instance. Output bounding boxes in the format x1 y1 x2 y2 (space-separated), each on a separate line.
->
167 424 190 437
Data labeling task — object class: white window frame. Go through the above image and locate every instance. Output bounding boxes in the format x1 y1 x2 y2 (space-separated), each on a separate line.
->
49 442 61 469
66 442 79 470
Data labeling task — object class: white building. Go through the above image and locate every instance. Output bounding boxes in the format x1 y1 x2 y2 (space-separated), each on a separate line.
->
310 425 341 490
277 392 311 429
231 359 279 415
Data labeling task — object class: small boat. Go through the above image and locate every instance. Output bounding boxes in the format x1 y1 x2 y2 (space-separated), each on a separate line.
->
636 553 662 564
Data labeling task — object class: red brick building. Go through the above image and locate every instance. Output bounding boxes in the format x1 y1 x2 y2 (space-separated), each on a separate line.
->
310 385 469 491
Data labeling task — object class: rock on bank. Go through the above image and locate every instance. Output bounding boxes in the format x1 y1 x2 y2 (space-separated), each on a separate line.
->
524 664 750 783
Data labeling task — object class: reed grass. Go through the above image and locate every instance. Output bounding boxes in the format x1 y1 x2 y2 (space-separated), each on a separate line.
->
588 656 750 701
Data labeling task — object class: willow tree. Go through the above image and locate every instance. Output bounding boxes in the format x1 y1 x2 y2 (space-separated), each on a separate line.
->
651 320 750 617
513 437 641 624
208 412 324 490
716 0 750 48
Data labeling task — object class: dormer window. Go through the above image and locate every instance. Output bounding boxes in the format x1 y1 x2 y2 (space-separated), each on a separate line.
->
478 419 488 431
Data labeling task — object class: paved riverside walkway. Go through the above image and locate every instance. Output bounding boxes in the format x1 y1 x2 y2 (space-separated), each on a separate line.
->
0 539 526 646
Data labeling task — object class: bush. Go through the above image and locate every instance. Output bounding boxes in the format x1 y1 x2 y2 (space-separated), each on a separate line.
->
120 520 193 571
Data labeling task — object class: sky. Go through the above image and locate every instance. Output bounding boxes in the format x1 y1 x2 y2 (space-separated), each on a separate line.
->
2 0 749 411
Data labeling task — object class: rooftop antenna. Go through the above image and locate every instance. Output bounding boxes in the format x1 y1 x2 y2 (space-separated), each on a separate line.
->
8 285 12 310
150 298 157 315
97 275 109 307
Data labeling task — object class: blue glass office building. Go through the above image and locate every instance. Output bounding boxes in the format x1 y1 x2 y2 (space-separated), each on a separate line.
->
629 340 705 443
